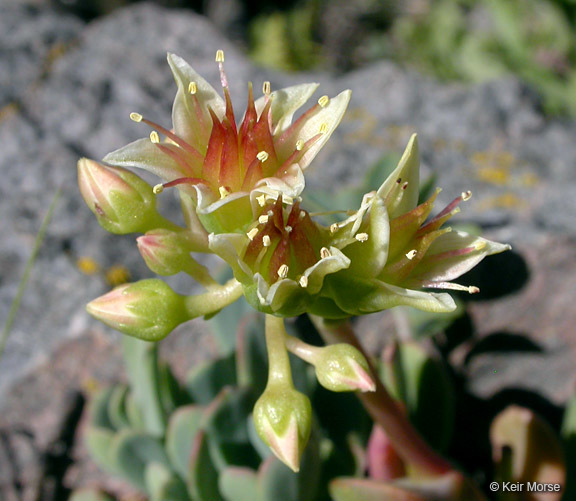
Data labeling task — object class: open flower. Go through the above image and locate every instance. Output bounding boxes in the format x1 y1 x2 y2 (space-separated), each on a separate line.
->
103 50 350 234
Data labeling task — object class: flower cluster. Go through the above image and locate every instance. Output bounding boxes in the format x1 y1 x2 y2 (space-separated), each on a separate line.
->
78 50 510 471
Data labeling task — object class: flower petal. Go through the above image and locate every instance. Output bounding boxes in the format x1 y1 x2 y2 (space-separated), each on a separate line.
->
377 133 420 219
254 83 319 135
208 232 252 282
167 53 226 150
276 90 351 170
304 246 351 294
103 138 186 182
408 230 512 284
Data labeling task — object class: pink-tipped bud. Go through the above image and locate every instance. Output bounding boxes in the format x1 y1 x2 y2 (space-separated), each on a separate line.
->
137 229 195 276
77 158 159 234
314 344 376 393
86 279 190 341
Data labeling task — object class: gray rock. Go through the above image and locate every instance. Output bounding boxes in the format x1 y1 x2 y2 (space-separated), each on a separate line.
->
1 2 576 478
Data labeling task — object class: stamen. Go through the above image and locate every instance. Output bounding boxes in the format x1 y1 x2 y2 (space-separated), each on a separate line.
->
129 112 143 122
219 186 230 199
282 194 294 205
318 95 330 108
259 214 269 224
188 81 197 94
153 184 164 195
299 211 306 220
263 235 271 247
262 81 271 95
422 281 480 294
330 223 339 234
256 194 267 207
257 151 269 162
295 139 304 151
285 225 293 233
278 264 289 279
320 247 331 259
475 240 487 251
299 275 309 288
355 233 369 242
319 123 329 134
149 131 160 144
215 49 225 62
405 249 417 260
462 190 472 201
247 228 259 241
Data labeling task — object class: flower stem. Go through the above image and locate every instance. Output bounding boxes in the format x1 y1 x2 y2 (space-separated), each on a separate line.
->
310 315 453 476
184 278 243 318
265 315 293 386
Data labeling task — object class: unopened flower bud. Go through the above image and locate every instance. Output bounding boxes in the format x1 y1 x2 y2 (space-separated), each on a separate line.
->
253 385 312 472
77 158 161 234
86 279 190 341
137 229 194 276
314 343 376 393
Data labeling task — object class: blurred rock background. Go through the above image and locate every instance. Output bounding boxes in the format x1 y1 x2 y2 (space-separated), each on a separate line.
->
1 0 576 498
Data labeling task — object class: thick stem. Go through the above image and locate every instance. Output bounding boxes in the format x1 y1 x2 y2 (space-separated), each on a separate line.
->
284 334 321 365
184 278 243 318
265 315 293 386
310 315 453 477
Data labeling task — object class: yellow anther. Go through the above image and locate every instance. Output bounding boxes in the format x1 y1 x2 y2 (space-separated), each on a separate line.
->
247 228 259 241
278 264 289 279
295 139 304 151
149 131 160 143
285 225 292 233
257 151 269 162
129 112 143 122
406 249 417 260
299 275 309 288
219 186 230 199
263 81 271 95
215 49 225 62
355 233 369 242
320 247 331 259
263 235 271 247
256 194 267 207
299 210 306 220
462 190 472 201
319 123 329 134
468 286 480 294
282 194 294 205
475 240 487 251
330 223 339 234
76 256 100 275
259 214 269 224
188 81 197 94
153 184 164 195
318 95 330 108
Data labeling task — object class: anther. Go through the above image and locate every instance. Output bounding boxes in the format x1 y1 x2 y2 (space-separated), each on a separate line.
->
257 151 269 162
263 235 271 247
215 50 225 62
295 139 304 151
262 81 271 95
355 233 369 242
299 275 309 288
396 178 402 184
330 223 339 234
285 225 292 233
188 81 197 94
406 249 417 260
475 241 487 251
247 228 259 241
153 184 164 195
462 190 472 201
149 131 160 144
219 186 230 199
278 264 289 279
402 182 409 190
299 210 306 220
256 194 267 207
130 112 143 122
259 214 269 224
468 286 480 294
319 123 329 134
282 194 294 205
318 95 330 108
320 247 331 259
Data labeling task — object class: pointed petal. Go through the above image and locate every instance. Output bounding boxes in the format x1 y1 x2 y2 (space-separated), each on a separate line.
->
276 90 351 170
167 53 225 148
409 230 512 284
254 83 319 135
103 138 187 182
377 134 420 219
208 232 252 282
